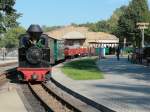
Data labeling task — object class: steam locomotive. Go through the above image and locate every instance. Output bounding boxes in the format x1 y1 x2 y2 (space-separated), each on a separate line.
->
17 25 51 81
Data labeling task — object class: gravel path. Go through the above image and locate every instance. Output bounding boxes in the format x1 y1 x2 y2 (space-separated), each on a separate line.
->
52 56 150 112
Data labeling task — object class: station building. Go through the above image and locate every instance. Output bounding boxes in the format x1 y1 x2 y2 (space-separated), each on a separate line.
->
46 26 119 48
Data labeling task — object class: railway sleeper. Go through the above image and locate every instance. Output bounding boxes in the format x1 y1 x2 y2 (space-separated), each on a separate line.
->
42 81 101 112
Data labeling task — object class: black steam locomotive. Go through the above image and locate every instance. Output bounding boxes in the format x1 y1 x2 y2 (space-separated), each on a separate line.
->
17 25 51 81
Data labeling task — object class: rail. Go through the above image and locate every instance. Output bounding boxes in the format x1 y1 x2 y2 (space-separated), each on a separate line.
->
0 68 16 86
28 78 115 112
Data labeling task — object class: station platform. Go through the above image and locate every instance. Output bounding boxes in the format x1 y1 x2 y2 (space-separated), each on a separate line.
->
0 59 17 74
0 59 17 65
52 55 150 112
0 59 27 112
0 86 27 112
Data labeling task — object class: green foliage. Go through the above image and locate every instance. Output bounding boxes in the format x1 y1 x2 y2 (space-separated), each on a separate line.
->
41 5 126 34
18 0 150 47
0 0 16 14
0 0 23 48
117 0 150 46
78 22 94 27
78 0 150 46
42 25 62 32
78 6 126 33
91 20 110 32
108 6 127 34
70 23 78 27
145 28 150 44
0 26 26 48
0 0 21 34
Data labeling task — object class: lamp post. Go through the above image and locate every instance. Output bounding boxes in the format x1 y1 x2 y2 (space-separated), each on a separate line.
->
124 38 126 49
136 22 149 48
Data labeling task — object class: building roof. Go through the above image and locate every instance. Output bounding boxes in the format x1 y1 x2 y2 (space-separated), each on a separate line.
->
86 32 119 40
45 26 118 41
45 26 88 40
63 31 86 39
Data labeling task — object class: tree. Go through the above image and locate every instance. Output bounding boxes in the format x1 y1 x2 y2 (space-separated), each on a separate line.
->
0 0 21 34
77 6 127 34
93 20 110 32
42 25 62 32
0 0 15 13
117 0 150 47
0 26 26 48
108 6 127 34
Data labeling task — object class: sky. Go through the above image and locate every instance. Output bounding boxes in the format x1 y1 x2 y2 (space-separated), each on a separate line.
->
14 0 150 28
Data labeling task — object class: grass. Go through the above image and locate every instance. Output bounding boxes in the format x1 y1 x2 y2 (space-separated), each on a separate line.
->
61 58 104 80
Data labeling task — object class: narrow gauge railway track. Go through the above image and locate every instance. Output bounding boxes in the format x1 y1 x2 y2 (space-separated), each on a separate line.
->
0 62 18 85
28 78 115 112
0 61 115 112
0 62 115 112
0 72 8 86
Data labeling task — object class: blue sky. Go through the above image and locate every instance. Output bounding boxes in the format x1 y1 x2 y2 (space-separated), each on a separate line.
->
14 0 150 28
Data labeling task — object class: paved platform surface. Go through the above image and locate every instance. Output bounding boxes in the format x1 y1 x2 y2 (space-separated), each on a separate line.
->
0 59 18 73
0 56 17 61
0 59 17 65
52 56 150 112
0 85 27 112
0 59 27 112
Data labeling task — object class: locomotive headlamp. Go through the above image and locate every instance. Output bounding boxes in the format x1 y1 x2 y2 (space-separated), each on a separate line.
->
31 73 38 80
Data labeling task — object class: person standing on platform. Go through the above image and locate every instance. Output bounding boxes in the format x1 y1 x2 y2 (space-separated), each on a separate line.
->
2 47 6 60
116 46 121 61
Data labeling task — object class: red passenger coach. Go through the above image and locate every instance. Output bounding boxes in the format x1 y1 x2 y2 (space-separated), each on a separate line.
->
64 47 89 58
64 48 77 57
79 48 88 56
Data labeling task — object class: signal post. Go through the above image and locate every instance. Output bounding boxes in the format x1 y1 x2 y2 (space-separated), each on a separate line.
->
136 22 149 48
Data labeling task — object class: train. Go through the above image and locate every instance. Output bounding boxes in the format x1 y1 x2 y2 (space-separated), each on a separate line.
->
17 25 91 82
17 25 114 82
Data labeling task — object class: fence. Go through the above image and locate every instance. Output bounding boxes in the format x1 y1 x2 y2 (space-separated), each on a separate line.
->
0 48 18 60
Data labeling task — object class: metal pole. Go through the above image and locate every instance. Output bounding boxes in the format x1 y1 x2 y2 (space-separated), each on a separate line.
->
141 29 145 48
124 38 126 49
